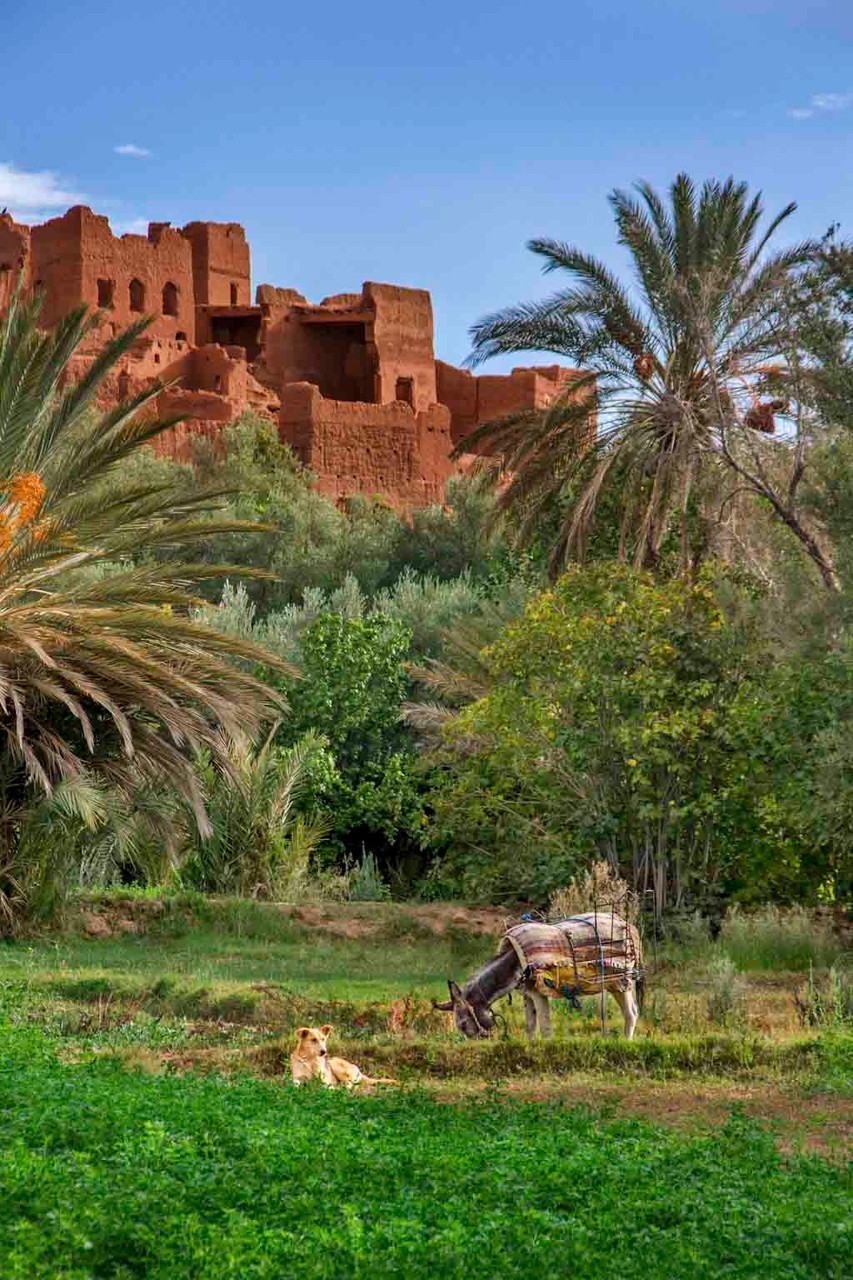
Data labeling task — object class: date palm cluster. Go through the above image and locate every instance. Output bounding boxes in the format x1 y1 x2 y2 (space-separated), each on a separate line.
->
462 175 827 580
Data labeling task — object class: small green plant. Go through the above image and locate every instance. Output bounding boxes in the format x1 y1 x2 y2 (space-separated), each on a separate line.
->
347 851 391 902
795 962 853 1028
705 954 748 1028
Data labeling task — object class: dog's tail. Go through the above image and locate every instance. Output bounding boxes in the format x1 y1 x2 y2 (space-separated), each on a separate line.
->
362 1074 399 1086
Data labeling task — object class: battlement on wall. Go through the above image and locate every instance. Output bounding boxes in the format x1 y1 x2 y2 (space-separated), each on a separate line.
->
436 361 587 449
0 204 587 507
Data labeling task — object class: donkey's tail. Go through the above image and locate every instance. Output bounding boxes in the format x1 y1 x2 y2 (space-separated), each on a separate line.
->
635 972 646 1011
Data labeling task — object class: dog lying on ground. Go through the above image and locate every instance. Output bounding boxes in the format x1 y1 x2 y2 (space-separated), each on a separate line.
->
290 1025 398 1090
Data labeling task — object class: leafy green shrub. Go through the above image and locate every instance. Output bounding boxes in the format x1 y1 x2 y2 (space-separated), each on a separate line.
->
427 564 770 907
348 852 391 902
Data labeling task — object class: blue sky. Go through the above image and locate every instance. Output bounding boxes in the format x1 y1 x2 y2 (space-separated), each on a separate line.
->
3 0 852 371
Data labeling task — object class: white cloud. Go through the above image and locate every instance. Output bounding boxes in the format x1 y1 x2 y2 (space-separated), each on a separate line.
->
0 161 84 221
812 92 853 111
111 217 149 236
788 92 853 120
114 143 151 158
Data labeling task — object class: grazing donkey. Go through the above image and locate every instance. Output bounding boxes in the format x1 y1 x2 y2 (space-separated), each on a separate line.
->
434 913 644 1041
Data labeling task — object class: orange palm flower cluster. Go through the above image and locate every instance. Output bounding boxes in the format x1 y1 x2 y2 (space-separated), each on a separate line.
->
0 472 47 553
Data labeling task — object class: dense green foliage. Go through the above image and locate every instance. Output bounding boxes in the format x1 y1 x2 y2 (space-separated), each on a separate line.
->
428 564 853 906
186 415 513 611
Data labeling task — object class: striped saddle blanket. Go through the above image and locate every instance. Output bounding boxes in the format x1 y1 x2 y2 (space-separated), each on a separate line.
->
498 916 640 998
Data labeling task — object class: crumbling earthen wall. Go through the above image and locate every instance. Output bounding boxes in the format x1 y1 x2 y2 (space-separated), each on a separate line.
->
280 382 453 505
255 288 376 402
364 282 437 412
436 361 582 449
0 214 31 311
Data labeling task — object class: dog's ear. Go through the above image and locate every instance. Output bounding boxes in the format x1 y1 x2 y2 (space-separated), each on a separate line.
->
447 980 465 1005
296 1026 310 1039
319 1023 333 1038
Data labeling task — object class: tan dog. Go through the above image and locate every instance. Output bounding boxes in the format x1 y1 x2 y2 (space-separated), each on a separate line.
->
290 1025 398 1090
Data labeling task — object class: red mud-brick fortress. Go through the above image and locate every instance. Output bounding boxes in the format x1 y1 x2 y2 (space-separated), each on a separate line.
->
0 205 579 506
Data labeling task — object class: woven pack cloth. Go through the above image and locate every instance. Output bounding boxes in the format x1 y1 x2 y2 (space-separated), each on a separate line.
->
498 915 641 998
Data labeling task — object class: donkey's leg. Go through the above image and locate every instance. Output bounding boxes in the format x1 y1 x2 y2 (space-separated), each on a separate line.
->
612 984 639 1040
523 991 538 1041
532 991 553 1040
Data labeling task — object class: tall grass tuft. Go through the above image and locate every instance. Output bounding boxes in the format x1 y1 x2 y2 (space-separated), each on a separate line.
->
795 962 853 1028
549 860 638 922
721 906 842 971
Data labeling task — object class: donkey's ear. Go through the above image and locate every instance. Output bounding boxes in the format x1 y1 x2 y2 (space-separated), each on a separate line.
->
448 980 465 1004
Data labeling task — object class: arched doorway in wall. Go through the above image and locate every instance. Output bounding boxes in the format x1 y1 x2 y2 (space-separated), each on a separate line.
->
162 282 179 317
129 279 145 312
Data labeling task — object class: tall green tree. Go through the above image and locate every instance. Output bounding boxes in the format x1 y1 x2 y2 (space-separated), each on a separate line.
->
0 288 290 927
424 563 833 911
463 175 834 585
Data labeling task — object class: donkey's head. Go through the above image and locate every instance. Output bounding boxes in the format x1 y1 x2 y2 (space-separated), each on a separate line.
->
433 980 495 1039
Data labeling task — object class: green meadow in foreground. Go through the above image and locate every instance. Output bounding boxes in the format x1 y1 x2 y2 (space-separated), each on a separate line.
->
0 1024 850 1280
0 897 849 1278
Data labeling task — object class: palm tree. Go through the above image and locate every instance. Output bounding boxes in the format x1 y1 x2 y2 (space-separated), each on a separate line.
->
181 728 329 898
0 285 294 925
462 175 835 585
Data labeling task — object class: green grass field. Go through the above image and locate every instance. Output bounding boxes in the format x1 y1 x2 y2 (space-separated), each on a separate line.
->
0 895 850 1278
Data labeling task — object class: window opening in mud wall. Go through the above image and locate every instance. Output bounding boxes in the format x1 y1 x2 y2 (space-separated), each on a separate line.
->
230 282 238 305
129 278 145 312
162 281 179 317
97 278 115 309
301 321 376 403
395 377 414 407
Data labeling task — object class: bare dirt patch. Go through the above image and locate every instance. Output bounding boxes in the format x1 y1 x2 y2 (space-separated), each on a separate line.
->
289 903 507 938
427 1075 852 1157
